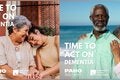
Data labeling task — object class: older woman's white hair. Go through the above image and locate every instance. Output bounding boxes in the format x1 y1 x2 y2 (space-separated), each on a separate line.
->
8 15 31 34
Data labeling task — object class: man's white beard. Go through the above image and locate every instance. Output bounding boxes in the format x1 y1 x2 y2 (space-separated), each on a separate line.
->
93 26 107 32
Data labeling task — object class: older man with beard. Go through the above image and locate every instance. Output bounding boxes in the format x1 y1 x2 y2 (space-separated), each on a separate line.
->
72 4 120 79
0 15 39 80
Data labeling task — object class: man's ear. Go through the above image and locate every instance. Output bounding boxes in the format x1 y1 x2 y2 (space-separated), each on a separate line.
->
89 15 92 21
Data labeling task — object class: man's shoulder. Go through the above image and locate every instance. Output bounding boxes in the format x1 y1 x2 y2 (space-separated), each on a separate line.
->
77 32 91 42
107 32 119 40
86 32 92 37
82 32 92 39
103 31 120 44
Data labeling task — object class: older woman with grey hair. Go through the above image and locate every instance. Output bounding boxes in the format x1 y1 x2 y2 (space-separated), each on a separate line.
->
110 26 120 78
113 26 120 39
0 15 38 80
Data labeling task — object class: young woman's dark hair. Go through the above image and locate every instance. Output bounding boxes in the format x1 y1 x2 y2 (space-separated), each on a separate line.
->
28 24 55 36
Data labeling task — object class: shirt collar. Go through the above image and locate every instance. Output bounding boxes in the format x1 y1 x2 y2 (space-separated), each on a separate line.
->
88 30 110 39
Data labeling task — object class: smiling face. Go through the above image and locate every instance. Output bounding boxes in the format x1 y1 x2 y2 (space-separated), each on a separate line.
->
28 32 43 47
13 25 29 43
90 7 109 31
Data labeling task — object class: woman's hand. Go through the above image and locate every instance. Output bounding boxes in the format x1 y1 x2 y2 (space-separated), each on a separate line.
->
27 67 39 79
110 40 120 64
79 34 87 40
38 71 47 79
